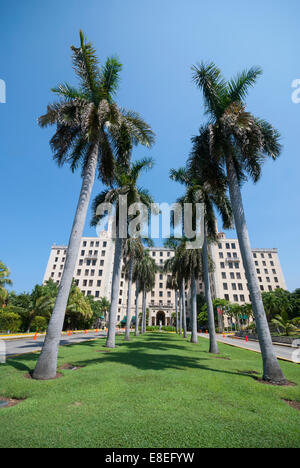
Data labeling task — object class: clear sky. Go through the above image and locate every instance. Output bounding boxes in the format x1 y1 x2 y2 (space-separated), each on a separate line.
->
0 0 299 293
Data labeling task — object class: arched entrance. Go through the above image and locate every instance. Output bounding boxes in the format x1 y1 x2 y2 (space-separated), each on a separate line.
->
156 311 166 326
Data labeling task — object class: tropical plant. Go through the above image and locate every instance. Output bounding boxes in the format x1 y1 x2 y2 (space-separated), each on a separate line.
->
170 166 232 352
271 313 297 336
0 261 12 307
133 249 157 334
65 283 93 329
190 62 286 383
33 32 154 380
91 157 155 347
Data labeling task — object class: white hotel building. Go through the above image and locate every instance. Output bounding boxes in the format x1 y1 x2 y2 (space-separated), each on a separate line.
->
43 229 287 327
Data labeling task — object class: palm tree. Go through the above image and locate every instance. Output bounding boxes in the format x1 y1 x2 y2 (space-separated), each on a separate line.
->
177 243 203 344
33 32 154 380
166 275 180 333
65 283 93 329
123 238 144 341
271 313 297 337
170 167 232 353
91 158 155 348
0 261 12 307
190 62 286 383
134 249 157 334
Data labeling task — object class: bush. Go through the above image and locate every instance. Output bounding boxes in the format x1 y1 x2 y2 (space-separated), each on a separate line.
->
31 316 48 332
146 326 176 332
0 311 22 333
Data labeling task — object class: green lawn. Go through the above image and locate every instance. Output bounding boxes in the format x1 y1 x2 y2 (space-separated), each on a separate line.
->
0 333 299 448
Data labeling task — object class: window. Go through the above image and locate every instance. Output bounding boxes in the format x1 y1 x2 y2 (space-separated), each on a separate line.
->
266 277 270 283
253 253 257 258
218 243 222 249
222 272 226 279
87 291 91 296
58 273 61 278
160 274 163 280
95 291 99 298
234 262 239 269
159 292 163 297
219 252 224 258
220 262 225 269
240 295 245 302
260 285 264 291
255 261 258 266
167 252 170 257
152 252 156 257
238 283 243 290
89 250 93 256
258 277 262 282
268 253 272 258
272 269 276 274
160 252 163 257
264 269 268 274
87 260 91 266
77 269 81 275
81 250 85 256
268 286 272 291
83 241 87 247
79 260 83 266
99 270 103 276
55 257 58 262
96 241 99 247
261 253 265 258
223 283 228 290
83 280 87 287
97 280 101 287
103 242 107 247
225 294 229 301
226 243 230 249
236 273 241 279
85 270 89 276
257 269 260 274
227 252 232 258
159 283 163 288
274 277 278 283
270 261 274 266
230 272 235 279
233 295 238 302
232 283 237 290
90 241 94 247
100 260 104 266
89 280 93 287
231 243 236 249
262 261 266 266
101 251 106 257
228 262 233 269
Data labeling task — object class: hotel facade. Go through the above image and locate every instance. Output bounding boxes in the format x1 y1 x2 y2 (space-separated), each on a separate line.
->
43 230 287 327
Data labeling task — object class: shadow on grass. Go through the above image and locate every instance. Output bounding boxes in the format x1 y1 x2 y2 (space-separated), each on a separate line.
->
5 334 260 382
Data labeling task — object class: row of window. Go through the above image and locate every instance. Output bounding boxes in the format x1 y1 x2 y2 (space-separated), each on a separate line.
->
82 240 107 248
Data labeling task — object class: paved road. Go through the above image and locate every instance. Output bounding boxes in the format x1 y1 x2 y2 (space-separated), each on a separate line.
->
3 332 108 357
198 333 300 363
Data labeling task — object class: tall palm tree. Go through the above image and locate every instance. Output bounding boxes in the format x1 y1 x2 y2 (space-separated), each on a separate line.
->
33 33 154 380
170 167 232 353
0 261 12 307
133 249 157 334
166 275 180 333
91 158 155 348
123 238 144 341
190 62 286 383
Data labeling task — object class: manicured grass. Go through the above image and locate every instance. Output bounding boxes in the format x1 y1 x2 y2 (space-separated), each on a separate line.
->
0 333 299 448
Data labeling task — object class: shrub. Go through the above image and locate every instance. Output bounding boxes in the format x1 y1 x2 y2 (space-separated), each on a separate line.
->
31 316 48 332
0 311 22 333
146 326 176 332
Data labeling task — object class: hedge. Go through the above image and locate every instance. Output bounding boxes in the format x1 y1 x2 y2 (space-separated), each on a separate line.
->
0 312 22 333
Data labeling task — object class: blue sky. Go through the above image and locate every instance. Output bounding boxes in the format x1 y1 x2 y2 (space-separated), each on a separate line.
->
0 0 299 293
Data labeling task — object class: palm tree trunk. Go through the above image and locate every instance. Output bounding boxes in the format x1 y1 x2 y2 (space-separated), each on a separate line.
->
179 288 183 335
125 258 133 341
190 275 198 343
106 234 124 348
135 280 139 337
182 279 187 338
141 286 146 334
175 290 179 334
33 143 99 380
203 224 219 354
226 156 285 383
